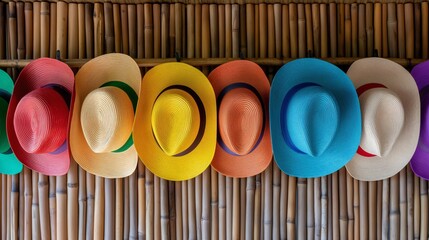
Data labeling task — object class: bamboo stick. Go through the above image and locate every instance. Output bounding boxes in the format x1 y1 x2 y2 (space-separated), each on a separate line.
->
289 3 298 58
49 176 56 240
104 3 114 53
195 4 202 58
263 163 273 240
387 3 398 57
154 176 161 240
7 176 11 240
9 2 17 66
328 175 332 240
78 167 86 240
338 3 345 57
332 172 339 240
94 3 104 56
339 169 347 240
369 181 377 240
307 177 315 240
202 169 211 240
232 178 240 240
24 168 32 240
146 170 154 240
56 175 67 240
219 174 226 240
399 169 407 240
173 181 181 240
390 174 399 239
40 2 50 57
414 175 420 239
312 3 320 57
168 4 174 57
382 179 389 240
129 171 138 239
321 176 327 240
314 177 321 240
414 2 421 58
288 176 297 239
104 179 115 239
1 175 6 240
50 3 57 58
404 3 414 59
346 173 353 240
239 4 246 59
274 4 281 58
420 179 428 240
86 173 95 240
19 172 24 240
305 4 313 57
297 177 307 240
32 172 40 240
360 181 369 239
382 3 388 57
351 3 358 57
377 181 382 240
0 2 5 59
128 4 137 57
182 180 188 240
123 177 130 239
329 3 337 57
254 175 261 239
56 1 67 59
210 168 218 240
78 3 85 58
282 4 290 58
297 4 306 58
24 2 33 59
188 178 197 240
366 3 374 56
320 3 328 57
144 4 153 58
39 174 50 240
423 2 428 58
219 4 225 58
244 176 255 240
272 164 281 240
33 2 40 58
11 175 18 239
406 166 413 240
232 4 239 58
374 3 382 56
353 179 359 240
397 3 405 58
153 4 161 58
137 163 145 239
160 179 170 240
358 3 366 57
16 2 24 60
210 4 219 57
240 178 246 240
94 176 105 239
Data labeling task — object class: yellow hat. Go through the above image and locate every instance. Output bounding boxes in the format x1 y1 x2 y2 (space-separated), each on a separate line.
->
69 53 141 178
134 62 216 181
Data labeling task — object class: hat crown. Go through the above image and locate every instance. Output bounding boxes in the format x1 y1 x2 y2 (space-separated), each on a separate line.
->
152 89 200 156
219 88 263 156
0 98 9 153
359 88 404 157
81 87 134 153
14 88 69 154
285 85 339 157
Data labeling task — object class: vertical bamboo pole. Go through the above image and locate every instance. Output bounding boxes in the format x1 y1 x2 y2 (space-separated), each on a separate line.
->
329 2 337 57
339 169 347 240
374 3 382 56
40 2 50 57
19 172 24 240
332 172 339 240
86 173 95 240
154 176 161 240
422 2 428 58
320 2 328 57
94 176 105 239
0 2 5 59
358 3 366 57
153 4 161 58
24 3 32 59
24 167 32 240
420 179 428 239
274 4 282 58
11 175 19 240
280 172 288 240
387 3 398 57
146 170 154 240
377 181 382 240
353 179 359 240
104 179 115 239
382 179 389 240
304 3 313 56
312 3 320 57
404 3 414 58
414 175 420 239
390 174 399 239
182 179 188 240
268 4 275 59
160 179 170 240
289 3 298 58
49 176 56 240
297 4 306 58
232 4 239 58
397 3 405 58
351 3 358 57
366 3 374 56
137 163 145 239
382 3 388 57
232 178 240 240
297 177 307 240
369 181 377 240
50 3 57 58
346 173 354 239
246 175 256 240
195 4 202 58
33 2 40 58
414 3 421 58
338 2 345 57
288 177 297 239
282 4 290 58
202 169 211 240
78 168 86 240
273 164 281 240
263 163 273 240
308 178 316 240
321 176 328 240
104 3 114 53
407 166 414 240
359 181 368 239
39 174 50 240
56 1 67 59
399 169 407 240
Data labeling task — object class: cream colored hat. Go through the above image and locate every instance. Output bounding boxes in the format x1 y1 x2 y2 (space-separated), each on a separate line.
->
70 53 141 178
345 58 420 181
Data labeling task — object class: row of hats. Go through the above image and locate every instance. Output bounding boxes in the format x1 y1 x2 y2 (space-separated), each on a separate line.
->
0 53 428 182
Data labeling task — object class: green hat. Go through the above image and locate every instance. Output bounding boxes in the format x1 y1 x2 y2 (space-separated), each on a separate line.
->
0 70 22 174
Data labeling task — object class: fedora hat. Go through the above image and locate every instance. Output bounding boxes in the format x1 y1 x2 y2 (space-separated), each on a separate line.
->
134 62 216 181
410 60 429 180
0 70 22 175
208 60 272 177
270 58 361 178
346 58 420 181
70 53 141 178
6 58 74 176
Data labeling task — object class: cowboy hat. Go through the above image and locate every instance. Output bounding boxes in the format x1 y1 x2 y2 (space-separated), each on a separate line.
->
346 58 420 181
270 58 361 178
409 60 429 180
0 70 22 175
133 62 216 181
70 53 141 178
6 58 74 176
208 60 272 177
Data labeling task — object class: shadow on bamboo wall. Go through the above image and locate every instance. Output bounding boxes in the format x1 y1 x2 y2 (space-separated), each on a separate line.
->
0 0 428 239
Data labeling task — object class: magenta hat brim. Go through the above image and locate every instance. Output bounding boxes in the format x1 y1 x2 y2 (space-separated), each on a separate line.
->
410 60 429 180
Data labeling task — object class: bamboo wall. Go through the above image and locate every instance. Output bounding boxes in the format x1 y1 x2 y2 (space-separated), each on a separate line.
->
0 0 428 239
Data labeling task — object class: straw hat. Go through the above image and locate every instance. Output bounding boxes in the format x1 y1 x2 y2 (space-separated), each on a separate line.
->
409 60 429 180
134 62 216 181
270 58 361 178
70 53 141 178
208 60 272 177
0 70 22 175
346 58 420 181
6 58 74 176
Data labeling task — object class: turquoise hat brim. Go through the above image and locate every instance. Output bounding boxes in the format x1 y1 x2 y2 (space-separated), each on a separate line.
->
270 58 361 178
0 69 23 175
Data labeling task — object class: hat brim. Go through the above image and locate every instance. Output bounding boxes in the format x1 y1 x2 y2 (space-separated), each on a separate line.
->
70 53 140 178
270 58 361 178
6 58 73 176
0 70 22 175
410 60 429 180
346 58 420 181
134 62 216 181
208 60 272 178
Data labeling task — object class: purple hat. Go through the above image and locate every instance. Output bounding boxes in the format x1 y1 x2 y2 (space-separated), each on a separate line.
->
410 60 429 180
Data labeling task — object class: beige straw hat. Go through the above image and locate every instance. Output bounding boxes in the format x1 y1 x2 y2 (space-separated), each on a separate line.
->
70 53 141 178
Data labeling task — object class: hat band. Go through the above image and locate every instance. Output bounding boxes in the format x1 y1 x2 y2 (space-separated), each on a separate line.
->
100 81 138 153
42 84 71 155
152 85 206 157
216 82 266 156
356 83 387 157
0 90 12 155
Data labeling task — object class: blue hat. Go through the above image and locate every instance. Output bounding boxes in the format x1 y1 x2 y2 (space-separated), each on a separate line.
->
270 58 361 178
0 70 23 175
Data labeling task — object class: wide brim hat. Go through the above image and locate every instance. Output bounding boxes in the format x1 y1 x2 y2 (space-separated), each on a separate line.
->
410 60 429 180
346 58 420 181
0 70 22 175
208 60 272 178
70 53 141 178
6 58 74 176
134 62 216 181
270 58 361 178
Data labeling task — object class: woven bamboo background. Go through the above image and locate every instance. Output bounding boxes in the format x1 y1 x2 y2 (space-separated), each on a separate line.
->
0 0 428 239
